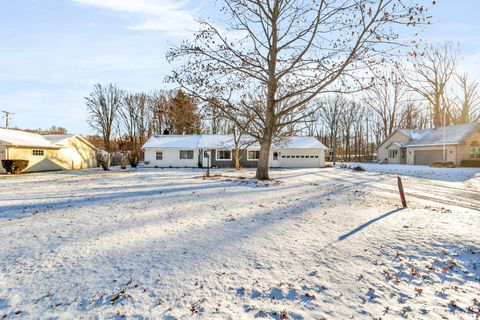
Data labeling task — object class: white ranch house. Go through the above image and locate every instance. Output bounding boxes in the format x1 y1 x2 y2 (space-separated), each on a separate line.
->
142 135 327 168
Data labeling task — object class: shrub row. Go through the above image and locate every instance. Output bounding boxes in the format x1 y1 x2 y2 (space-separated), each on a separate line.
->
1 160 29 174
461 159 480 167
432 161 455 168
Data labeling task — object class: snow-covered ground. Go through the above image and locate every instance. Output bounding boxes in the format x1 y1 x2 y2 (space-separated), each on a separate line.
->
0 165 479 319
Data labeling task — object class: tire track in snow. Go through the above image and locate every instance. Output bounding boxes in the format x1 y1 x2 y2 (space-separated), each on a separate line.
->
312 171 480 212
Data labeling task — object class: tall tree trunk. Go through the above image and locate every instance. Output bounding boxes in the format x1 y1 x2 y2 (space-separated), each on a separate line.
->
103 136 110 152
255 2 278 181
235 145 241 170
256 136 272 180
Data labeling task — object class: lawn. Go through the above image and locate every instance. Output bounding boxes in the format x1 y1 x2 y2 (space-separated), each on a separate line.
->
0 165 479 319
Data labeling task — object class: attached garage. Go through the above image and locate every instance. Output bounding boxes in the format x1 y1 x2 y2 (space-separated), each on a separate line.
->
143 134 327 168
278 149 323 168
378 123 480 166
414 150 444 165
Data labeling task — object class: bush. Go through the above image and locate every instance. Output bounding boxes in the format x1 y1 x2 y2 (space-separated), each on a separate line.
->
1 160 29 174
119 153 128 169
461 159 480 167
351 165 365 172
432 161 455 168
96 150 111 171
128 152 139 168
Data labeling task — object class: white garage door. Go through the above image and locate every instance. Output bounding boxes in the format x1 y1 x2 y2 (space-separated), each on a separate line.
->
280 151 322 168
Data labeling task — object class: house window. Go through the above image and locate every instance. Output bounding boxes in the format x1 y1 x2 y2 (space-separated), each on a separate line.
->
247 150 260 160
156 151 163 160
470 141 480 159
217 150 232 161
32 149 44 156
179 150 194 160
388 150 398 158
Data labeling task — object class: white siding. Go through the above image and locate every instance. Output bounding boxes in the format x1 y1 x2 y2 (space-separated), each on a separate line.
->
144 148 199 167
144 147 325 168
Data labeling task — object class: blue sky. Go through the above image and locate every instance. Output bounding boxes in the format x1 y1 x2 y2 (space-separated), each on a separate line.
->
1 0 479 134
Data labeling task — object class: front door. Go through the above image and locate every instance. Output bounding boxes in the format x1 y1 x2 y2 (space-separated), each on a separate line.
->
270 150 281 167
202 150 212 168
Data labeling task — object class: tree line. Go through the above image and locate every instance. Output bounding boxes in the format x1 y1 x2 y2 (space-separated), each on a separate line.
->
85 1 480 179
310 42 480 163
86 85 202 155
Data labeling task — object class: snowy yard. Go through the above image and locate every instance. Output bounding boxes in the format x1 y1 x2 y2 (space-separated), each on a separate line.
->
1 165 479 319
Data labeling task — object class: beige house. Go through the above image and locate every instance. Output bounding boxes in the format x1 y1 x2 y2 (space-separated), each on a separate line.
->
377 122 480 166
0 129 97 173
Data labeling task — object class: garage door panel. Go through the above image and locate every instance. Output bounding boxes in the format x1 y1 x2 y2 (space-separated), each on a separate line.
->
414 150 443 165
280 153 321 167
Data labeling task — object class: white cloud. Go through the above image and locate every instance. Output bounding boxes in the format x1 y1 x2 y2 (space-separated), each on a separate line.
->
72 0 200 36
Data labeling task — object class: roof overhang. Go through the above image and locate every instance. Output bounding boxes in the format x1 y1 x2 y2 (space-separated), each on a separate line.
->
5 144 61 149
405 143 460 148
376 130 411 151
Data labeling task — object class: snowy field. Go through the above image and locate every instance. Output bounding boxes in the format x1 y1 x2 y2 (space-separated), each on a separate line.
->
0 164 479 319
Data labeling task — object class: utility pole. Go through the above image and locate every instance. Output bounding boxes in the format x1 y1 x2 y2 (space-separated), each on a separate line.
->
1 110 14 129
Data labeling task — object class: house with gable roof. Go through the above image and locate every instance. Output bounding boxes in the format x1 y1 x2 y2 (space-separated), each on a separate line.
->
0 128 97 173
377 122 480 165
142 134 327 168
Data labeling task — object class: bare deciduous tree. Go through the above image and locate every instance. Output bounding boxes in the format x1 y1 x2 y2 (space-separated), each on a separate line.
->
86 83 122 152
364 70 409 140
119 92 149 159
168 0 428 179
404 42 458 127
319 96 346 165
453 73 480 123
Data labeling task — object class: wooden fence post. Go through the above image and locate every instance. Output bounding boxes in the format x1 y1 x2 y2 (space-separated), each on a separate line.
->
397 176 407 208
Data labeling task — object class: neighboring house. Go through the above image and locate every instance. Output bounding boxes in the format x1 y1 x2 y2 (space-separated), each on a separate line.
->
377 122 480 165
142 134 327 168
0 129 97 173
